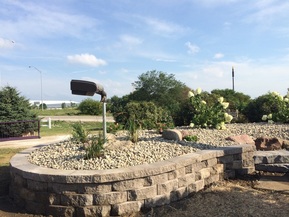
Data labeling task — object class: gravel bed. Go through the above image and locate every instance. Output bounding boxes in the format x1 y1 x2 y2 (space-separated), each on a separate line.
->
28 123 289 170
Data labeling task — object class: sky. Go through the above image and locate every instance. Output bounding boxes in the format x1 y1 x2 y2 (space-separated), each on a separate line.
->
1 0 289 103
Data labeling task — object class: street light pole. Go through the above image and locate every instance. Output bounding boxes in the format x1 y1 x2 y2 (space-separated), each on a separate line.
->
232 66 235 91
29 66 43 111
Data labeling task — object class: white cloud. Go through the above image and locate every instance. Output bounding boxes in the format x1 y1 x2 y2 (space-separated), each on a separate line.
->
185 42 200 54
0 38 15 48
214 53 224 59
67 54 107 67
120 35 143 46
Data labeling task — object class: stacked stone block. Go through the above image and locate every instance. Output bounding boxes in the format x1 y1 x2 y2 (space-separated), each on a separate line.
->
9 144 255 217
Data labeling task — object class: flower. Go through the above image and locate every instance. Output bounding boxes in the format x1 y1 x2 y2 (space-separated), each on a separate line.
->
271 91 279 96
267 113 272 119
285 98 289 103
268 120 274 124
189 123 194 128
196 88 202 95
218 97 224 103
261 115 268 121
188 91 194 98
201 100 207 105
224 113 233 123
278 95 283 101
222 102 229 109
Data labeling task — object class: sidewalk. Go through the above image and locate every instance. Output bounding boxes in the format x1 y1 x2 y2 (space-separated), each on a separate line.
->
0 135 70 149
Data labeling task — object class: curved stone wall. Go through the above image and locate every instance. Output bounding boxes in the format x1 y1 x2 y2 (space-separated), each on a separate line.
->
9 144 255 217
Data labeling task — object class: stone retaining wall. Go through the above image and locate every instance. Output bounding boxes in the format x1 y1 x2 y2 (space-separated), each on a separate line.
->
9 144 255 217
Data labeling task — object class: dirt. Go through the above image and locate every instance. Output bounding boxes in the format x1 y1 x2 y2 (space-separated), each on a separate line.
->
1 177 288 217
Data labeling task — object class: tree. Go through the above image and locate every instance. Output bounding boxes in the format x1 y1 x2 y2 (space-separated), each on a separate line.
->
0 86 37 137
78 98 102 115
129 70 190 125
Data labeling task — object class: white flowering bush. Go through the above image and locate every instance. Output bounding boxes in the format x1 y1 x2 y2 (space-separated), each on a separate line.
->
262 90 289 123
188 88 233 129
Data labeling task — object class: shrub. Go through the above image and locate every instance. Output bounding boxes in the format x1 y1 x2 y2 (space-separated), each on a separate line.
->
260 91 289 123
112 101 174 131
84 133 105 159
78 98 102 115
244 91 285 122
0 86 37 138
188 88 233 129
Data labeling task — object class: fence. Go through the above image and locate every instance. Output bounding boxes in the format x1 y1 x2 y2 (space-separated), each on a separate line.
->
0 120 40 142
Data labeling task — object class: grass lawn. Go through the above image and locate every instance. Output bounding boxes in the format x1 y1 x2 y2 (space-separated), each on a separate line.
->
40 121 111 136
0 148 24 196
32 108 80 116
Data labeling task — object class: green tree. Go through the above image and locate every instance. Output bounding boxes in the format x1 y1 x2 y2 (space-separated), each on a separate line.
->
129 70 190 125
0 86 37 137
211 89 251 111
78 98 102 115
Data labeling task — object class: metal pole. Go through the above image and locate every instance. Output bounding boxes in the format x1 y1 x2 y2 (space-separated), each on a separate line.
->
102 102 107 140
232 66 235 91
29 66 43 110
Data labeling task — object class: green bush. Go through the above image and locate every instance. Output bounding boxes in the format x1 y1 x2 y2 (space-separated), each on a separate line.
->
0 86 37 138
244 92 284 122
188 88 233 129
112 101 174 131
78 98 102 115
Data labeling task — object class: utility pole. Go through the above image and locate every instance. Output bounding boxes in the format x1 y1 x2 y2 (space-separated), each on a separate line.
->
232 66 235 91
29 66 43 111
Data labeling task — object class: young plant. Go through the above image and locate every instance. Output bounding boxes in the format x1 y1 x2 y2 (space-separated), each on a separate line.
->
84 133 105 159
127 118 139 143
183 135 198 142
71 122 89 143
188 88 233 129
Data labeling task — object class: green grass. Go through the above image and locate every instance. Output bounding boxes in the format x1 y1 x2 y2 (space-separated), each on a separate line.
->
0 148 24 196
33 108 80 116
40 121 112 136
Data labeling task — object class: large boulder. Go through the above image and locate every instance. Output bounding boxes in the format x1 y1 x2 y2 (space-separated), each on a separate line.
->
162 129 182 141
225 134 255 145
254 137 283 151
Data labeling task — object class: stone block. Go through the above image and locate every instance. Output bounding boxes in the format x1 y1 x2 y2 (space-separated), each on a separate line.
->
218 155 234 164
197 168 211 179
93 191 127 205
25 200 46 215
146 173 168 185
211 164 224 175
178 173 196 188
188 179 204 193
185 164 193 174
111 201 143 216
255 163 289 173
48 183 78 194
27 179 47 191
157 179 178 195
206 158 217 167
78 183 112 194
76 205 111 217
168 167 185 180
144 194 170 208
47 205 75 217
61 193 93 207
170 187 188 202
205 174 220 185
35 192 60 205
112 178 146 191
128 186 157 201
192 161 206 172
224 170 235 179
19 187 35 201
236 167 255 175
231 160 243 169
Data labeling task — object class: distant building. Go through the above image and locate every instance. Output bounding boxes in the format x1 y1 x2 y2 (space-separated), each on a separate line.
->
29 100 79 109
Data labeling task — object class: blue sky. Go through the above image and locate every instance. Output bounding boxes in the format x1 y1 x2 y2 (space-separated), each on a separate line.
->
1 0 289 102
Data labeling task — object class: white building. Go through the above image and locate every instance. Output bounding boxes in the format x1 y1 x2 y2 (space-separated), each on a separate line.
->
29 100 79 109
